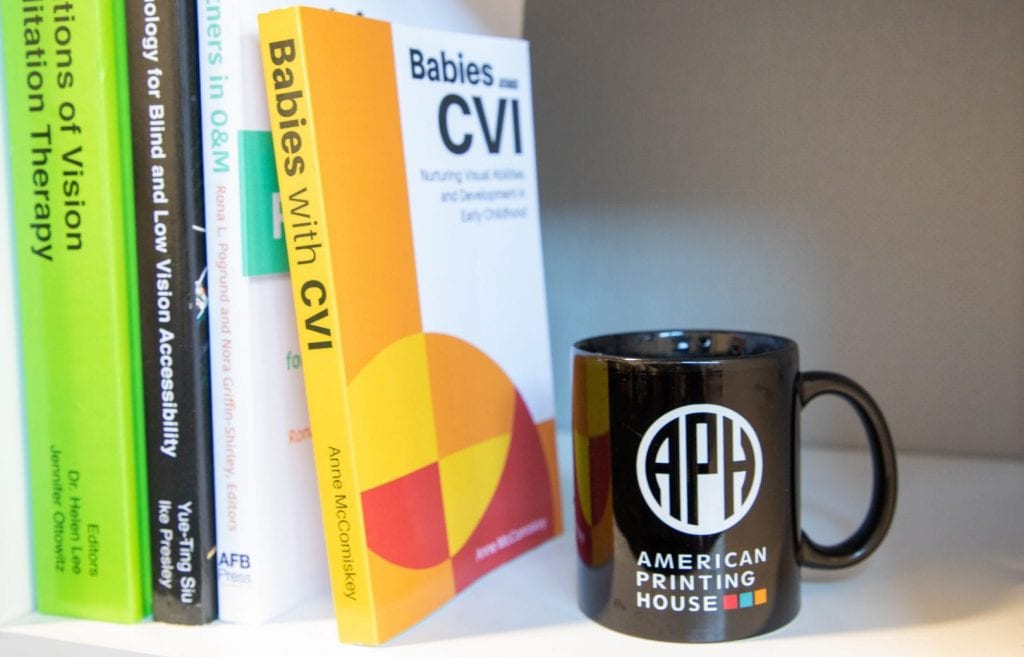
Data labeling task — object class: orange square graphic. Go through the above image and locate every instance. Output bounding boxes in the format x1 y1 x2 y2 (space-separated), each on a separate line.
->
755 588 768 605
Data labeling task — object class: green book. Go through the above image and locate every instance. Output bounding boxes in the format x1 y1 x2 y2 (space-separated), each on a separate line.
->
1 1 150 621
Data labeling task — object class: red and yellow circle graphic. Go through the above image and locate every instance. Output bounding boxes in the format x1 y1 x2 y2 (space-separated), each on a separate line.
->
346 332 559 636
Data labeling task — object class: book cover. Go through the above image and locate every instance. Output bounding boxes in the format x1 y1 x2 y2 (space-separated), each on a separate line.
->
0 0 151 621
258 8 561 644
197 0 527 623
0 15 35 623
125 0 217 624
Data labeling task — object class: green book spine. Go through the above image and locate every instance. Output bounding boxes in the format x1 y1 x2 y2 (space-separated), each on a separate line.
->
1 0 151 621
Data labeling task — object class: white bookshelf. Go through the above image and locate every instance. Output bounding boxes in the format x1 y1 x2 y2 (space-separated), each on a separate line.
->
3 444 1022 656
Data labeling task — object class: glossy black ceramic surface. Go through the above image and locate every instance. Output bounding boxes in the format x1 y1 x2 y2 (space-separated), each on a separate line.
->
572 330 896 642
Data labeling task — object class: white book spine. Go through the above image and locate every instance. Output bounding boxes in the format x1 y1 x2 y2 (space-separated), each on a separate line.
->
198 0 321 623
198 0 248 621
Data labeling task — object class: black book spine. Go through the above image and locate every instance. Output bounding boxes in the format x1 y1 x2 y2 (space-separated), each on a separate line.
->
125 0 218 624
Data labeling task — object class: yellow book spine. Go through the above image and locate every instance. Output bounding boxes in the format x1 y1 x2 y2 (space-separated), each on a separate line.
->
257 8 378 645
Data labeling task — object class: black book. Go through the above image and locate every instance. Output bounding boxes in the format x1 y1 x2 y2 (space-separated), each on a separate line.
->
125 0 217 624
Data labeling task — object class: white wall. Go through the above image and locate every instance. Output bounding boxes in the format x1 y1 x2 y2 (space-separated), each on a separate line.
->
525 0 1024 457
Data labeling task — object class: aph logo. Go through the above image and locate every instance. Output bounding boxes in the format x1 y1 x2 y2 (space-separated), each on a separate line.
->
636 404 762 535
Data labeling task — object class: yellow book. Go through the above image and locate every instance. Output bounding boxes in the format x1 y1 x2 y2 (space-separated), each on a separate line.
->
258 7 561 644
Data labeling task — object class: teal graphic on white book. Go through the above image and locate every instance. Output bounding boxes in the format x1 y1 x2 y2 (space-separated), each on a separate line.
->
240 130 289 277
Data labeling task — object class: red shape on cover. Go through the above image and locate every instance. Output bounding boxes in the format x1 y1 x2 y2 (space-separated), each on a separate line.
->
451 393 555 591
723 594 739 610
575 431 610 566
588 432 611 526
362 463 451 569
574 482 592 564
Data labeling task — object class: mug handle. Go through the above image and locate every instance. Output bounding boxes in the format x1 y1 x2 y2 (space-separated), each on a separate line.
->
798 371 898 569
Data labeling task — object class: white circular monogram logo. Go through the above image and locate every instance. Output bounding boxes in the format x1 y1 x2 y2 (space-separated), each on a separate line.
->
636 403 763 535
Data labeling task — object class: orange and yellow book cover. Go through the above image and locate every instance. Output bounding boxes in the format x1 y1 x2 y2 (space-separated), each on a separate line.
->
257 7 561 644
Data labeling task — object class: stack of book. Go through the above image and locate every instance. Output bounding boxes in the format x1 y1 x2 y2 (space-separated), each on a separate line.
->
0 0 559 645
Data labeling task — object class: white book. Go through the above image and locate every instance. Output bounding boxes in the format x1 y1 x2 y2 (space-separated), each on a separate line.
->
0 39 34 624
196 0 524 622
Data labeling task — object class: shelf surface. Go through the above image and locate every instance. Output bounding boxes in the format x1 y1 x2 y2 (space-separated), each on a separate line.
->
2 443 1022 656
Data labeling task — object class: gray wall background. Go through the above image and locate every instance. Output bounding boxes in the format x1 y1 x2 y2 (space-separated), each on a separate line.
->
524 1 1023 457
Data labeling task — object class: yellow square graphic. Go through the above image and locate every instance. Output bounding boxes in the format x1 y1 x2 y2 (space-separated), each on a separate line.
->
347 334 439 491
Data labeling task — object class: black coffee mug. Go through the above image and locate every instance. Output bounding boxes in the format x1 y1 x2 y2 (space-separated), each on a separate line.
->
572 330 897 642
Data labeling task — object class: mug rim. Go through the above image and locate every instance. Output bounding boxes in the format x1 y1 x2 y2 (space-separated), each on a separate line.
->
573 329 797 364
